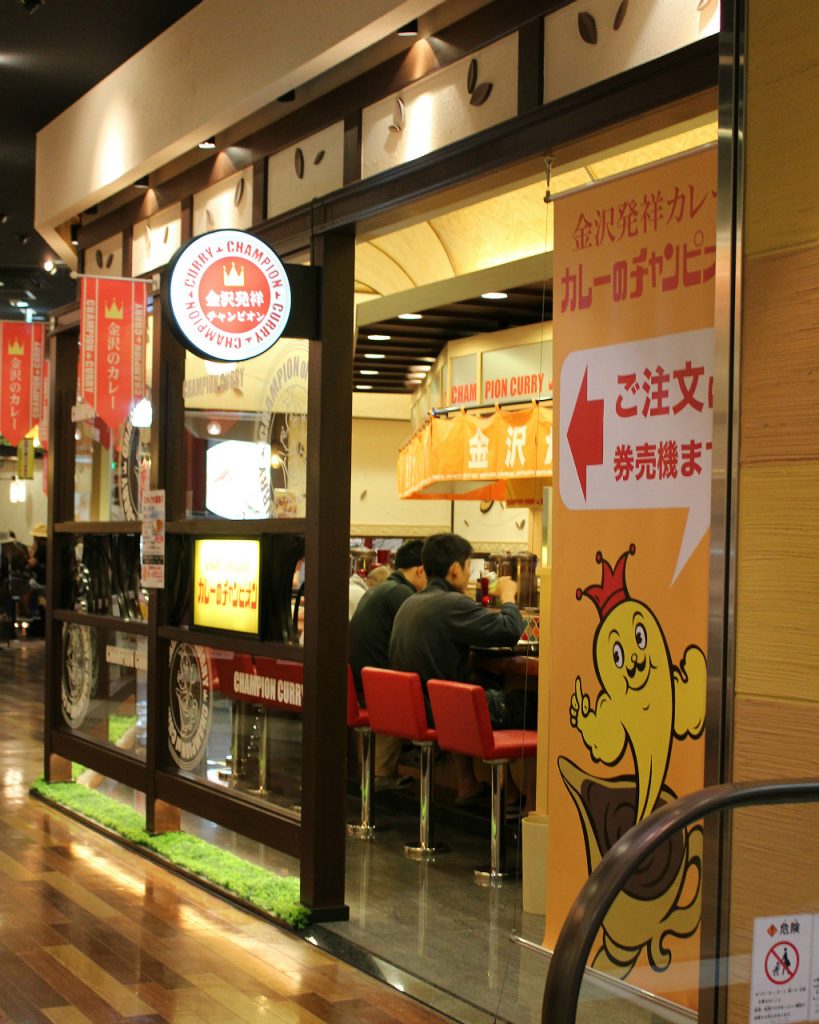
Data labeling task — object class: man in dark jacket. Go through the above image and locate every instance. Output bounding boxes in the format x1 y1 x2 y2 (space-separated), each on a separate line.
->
390 533 534 808
349 538 426 789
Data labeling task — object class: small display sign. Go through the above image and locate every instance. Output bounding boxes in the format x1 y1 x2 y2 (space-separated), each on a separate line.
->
141 488 166 588
166 229 292 362
193 538 261 635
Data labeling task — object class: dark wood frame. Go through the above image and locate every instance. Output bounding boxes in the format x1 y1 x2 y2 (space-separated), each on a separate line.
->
43 9 718 923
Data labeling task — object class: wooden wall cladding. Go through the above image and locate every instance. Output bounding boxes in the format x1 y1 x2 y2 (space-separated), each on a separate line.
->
745 0 819 257
740 246 819 465
727 697 819 1023
735 463 819 702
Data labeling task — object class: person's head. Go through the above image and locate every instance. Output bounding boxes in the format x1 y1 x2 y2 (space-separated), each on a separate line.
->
394 538 427 591
366 564 391 588
422 533 473 593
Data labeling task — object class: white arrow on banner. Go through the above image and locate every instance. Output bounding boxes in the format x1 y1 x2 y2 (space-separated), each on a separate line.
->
559 328 715 582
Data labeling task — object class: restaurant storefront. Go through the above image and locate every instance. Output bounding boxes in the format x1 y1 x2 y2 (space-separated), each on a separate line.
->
31 1 789 1020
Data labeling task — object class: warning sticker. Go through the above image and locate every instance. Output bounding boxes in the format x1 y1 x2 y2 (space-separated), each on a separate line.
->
750 915 814 1022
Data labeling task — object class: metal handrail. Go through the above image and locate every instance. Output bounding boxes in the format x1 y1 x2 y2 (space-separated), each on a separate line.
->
541 778 819 1022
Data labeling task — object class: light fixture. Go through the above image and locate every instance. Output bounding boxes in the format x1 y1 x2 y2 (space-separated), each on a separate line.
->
367 334 391 341
134 176 149 189
25 308 33 323
420 357 435 363
130 398 153 429
70 224 79 246
15 300 28 308
198 137 216 150
398 312 423 320
409 364 430 373
42 258 55 273
0 213 8 224
9 478 26 504
206 421 222 436
360 369 379 376
481 291 508 300
32 437 40 449
356 384 373 391
397 18 418 36
364 352 386 360
270 452 282 469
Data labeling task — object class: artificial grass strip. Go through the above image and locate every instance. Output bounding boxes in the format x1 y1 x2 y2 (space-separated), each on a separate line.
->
30 778 309 928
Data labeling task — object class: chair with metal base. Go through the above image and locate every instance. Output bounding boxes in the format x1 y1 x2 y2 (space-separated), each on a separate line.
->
347 669 375 839
361 667 447 860
427 679 536 885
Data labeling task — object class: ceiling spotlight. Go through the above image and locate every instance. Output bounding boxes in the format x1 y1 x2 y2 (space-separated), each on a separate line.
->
15 300 29 308
134 176 149 189
42 259 54 273
397 18 418 36
198 137 216 150
0 213 8 224
356 384 373 391
70 224 79 246
367 334 391 341
410 365 430 373
360 369 379 376
364 352 385 360
277 89 296 102
481 291 508 300
206 421 222 436
420 357 435 363
398 312 422 320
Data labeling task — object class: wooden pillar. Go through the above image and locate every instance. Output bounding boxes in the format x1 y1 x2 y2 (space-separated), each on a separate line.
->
300 228 355 917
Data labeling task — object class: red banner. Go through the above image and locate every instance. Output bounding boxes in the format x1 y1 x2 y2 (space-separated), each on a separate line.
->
39 360 50 450
79 277 149 431
0 321 45 445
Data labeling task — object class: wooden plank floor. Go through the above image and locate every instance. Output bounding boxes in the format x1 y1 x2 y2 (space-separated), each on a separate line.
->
0 642 452 1024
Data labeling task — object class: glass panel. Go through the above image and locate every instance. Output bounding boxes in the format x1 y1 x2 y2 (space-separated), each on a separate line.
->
59 621 147 762
182 336 309 520
568 799 819 1024
164 643 302 817
65 533 148 620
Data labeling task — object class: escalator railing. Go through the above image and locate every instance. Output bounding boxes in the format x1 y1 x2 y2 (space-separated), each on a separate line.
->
541 778 819 1022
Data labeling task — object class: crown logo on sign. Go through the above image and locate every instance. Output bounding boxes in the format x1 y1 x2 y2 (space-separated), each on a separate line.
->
6 341 25 356
104 299 124 320
223 261 245 287
576 544 636 621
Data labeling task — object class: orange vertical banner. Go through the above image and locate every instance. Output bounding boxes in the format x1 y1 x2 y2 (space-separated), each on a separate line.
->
0 321 45 445
545 147 717 1010
80 277 149 431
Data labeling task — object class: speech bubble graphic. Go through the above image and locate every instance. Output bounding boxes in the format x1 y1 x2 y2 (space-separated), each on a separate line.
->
559 328 714 582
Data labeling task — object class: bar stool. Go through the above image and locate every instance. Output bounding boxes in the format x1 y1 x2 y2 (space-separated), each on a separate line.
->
427 679 537 885
347 670 375 840
361 667 447 860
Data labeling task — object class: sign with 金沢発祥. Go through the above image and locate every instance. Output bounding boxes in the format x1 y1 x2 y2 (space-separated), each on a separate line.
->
166 230 292 362
193 538 261 635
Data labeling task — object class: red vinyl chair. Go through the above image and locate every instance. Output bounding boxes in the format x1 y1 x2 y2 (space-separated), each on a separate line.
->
361 667 447 860
347 670 375 839
427 679 537 884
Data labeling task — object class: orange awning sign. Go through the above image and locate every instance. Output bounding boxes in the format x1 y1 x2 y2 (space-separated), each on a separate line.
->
398 405 552 501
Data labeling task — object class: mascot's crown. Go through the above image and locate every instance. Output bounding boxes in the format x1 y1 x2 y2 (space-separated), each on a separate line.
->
576 544 635 620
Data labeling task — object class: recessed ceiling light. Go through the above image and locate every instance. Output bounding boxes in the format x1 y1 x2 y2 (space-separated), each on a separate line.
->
409 365 430 373
481 291 508 300
356 384 373 391
420 357 435 363
198 137 216 150
15 300 29 308
367 333 391 341
360 369 379 376
364 352 385 360
398 312 423 320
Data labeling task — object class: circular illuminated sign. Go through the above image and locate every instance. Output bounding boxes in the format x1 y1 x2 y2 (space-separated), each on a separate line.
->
166 229 292 362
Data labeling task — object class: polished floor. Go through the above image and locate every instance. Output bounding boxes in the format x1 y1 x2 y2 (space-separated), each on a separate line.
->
0 640 455 1024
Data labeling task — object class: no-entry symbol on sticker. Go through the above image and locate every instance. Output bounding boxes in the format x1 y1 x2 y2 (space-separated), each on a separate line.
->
765 942 799 985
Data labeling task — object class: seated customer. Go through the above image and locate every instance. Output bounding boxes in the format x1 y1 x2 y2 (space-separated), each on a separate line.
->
389 533 535 808
349 539 427 790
